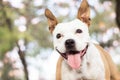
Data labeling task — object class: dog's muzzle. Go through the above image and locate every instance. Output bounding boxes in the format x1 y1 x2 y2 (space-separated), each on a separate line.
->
56 43 89 69
56 40 89 60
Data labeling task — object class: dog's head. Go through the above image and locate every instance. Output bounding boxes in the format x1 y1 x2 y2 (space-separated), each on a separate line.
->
45 0 91 69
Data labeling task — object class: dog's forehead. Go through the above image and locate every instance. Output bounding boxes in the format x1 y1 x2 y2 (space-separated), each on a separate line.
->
53 19 88 34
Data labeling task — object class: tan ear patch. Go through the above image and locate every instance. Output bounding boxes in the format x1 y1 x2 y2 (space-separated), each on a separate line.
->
45 9 58 33
77 0 91 26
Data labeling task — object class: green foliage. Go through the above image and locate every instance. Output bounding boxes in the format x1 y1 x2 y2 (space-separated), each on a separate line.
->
90 11 115 33
118 65 120 71
29 22 53 48
0 27 17 58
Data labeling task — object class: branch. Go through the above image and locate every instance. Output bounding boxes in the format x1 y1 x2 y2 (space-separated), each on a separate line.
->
17 43 29 80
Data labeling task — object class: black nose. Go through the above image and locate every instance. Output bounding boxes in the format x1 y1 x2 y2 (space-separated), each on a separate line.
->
65 39 75 49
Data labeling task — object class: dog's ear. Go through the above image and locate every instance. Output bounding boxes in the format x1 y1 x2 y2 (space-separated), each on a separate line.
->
45 9 58 33
77 0 91 26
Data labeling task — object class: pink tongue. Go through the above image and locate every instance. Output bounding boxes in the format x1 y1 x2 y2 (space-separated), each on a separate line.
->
67 53 81 69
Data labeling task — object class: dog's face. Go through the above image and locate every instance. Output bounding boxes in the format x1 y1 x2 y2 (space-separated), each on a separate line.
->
45 0 91 69
53 19 90 55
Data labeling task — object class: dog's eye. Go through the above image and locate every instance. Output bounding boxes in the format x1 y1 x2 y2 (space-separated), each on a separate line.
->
76 29 82 33
56 33 62 39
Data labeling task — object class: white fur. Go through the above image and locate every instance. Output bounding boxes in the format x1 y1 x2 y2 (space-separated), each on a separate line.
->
53 19 90 53
52 19 105 79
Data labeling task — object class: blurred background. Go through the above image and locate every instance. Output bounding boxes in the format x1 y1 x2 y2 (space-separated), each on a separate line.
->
0 0 120 80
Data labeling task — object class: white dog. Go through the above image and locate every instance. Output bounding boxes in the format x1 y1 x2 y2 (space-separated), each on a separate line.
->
45 0 120 80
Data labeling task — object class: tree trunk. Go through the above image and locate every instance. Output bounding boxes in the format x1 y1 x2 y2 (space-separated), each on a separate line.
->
17 44 29 80
116 0 120 29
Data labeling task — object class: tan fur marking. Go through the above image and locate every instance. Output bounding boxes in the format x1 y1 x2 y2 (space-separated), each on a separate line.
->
77 0 91 26
56 57 63 80
95 44 120 80
45 9 58 33
95 44 110 80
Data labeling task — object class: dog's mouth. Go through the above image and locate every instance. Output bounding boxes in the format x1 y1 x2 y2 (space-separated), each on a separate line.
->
56 44 89 69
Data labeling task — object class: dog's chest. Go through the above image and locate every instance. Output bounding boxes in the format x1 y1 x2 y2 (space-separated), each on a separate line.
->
61 44 105 80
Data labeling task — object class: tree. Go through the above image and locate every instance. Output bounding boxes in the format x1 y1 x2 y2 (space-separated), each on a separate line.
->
116 0 120 29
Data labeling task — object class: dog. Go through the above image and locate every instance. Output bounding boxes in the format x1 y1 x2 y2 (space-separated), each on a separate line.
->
45 0 120 80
